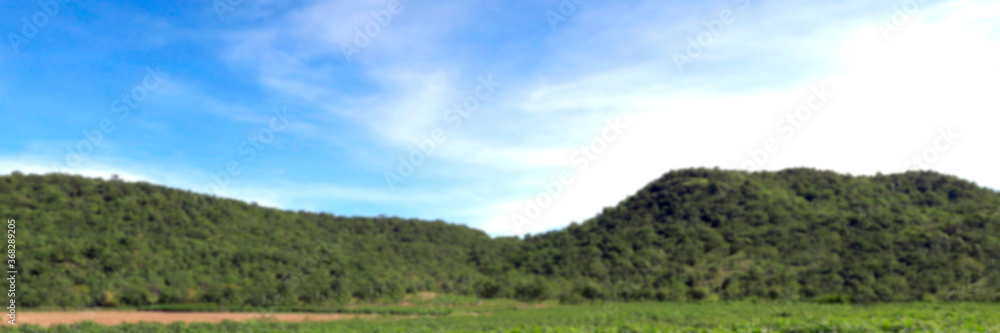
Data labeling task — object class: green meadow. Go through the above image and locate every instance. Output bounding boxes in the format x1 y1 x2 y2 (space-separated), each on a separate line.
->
9 300 1000 332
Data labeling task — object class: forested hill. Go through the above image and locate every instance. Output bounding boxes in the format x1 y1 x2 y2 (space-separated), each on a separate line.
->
2 169 999 308
0 172 516 307
516 169 1000 303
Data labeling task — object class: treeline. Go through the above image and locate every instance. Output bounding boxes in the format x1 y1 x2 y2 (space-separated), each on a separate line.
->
1 168 998 307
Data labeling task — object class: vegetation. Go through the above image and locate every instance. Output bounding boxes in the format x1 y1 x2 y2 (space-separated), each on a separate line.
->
8 301 1000 332
2 168 999 308
516 168 1000 304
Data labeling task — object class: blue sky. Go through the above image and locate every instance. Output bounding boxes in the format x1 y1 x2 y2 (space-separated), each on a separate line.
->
2 0 999 236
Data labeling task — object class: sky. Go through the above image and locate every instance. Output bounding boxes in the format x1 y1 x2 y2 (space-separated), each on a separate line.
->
1 0 999 236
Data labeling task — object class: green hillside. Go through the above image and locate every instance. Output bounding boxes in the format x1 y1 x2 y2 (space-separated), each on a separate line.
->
1 172 515 308
1 168 998 308
516 168 1000 303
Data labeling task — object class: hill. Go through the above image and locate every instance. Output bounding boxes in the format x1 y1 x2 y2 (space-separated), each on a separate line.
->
1 168 998 307
516 168 1000 303
1 172 514 307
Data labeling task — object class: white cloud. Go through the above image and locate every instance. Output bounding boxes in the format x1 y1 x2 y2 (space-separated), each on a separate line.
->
478 0 1000 236
131 0 998 236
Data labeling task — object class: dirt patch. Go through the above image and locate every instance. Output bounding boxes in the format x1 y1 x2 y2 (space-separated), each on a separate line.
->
19 311 370 327
415 292 438 300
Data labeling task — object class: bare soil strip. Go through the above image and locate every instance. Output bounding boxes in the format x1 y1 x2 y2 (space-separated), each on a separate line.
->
19 311 369 327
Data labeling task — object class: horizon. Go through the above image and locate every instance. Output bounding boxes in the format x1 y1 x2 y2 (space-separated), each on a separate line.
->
2 0 999 236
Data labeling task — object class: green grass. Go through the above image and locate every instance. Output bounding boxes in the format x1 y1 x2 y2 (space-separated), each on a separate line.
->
8 302 1000 332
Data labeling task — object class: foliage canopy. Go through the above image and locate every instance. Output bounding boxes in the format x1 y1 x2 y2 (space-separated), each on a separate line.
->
2 168 998 307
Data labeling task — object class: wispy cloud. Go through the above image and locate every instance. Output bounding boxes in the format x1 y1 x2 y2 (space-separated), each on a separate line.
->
2 0 998 236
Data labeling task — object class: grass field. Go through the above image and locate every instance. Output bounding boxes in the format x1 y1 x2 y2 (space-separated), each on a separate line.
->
7 299 1000 332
